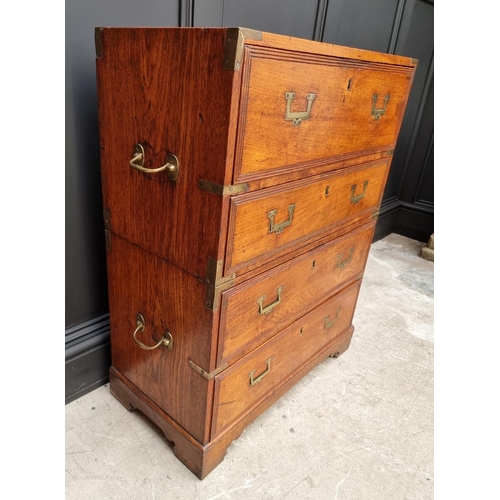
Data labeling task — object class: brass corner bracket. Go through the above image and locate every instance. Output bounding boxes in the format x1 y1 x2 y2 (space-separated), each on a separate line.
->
105 229 112 250
205 278 235 312
206 257 236 286
223 27 262 71
205 257 236 311
103 207 111 230
95 27 103 58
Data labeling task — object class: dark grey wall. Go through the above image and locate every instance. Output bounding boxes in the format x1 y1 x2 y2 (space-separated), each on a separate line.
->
322 0 401 52
376 0 434 241
194 0 319 39
66 0 433 402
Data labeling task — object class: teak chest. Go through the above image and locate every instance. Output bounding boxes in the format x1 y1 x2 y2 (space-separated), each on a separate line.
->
95 27 416 479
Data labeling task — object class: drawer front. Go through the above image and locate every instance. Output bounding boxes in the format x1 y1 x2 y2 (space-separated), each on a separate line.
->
212 280 361 437
218 222 374 365
234 46 414 181
225 161 386 275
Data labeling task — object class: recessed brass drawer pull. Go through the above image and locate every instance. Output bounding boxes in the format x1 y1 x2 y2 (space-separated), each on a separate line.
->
325 307 342 330
371 93 390 120
129 144 180 181
350 181 368 205
132 313 173 351
268 204 296 235
249 357 273 386
337 248 355 270
257 285 284 315
284 92 316 126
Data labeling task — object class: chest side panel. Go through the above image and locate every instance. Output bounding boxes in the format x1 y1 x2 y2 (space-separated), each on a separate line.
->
106 233 218 444
96 28 239 278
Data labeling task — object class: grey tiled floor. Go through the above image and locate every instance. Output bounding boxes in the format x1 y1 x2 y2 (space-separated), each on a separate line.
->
66 233 434 499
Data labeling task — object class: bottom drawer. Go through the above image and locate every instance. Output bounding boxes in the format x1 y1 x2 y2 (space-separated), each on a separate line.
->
211 279 362 438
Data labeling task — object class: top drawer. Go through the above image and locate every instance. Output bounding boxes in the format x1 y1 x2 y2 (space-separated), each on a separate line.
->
233 46 415 182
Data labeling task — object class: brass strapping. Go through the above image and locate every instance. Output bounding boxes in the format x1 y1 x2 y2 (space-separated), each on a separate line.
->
198 179 249 196
188 360 228 380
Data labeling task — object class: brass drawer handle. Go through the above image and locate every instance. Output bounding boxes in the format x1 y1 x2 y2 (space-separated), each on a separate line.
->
249 357 273 386
129 144 180 181
325 307 342 330
371 93 390 120
284 92 316 126
257 286 284 315
133 314 173 351
268 204 296 235
350 181 368 205
337 248 355 270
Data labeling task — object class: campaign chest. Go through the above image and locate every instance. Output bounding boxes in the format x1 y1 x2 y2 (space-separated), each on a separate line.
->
95 27 416 479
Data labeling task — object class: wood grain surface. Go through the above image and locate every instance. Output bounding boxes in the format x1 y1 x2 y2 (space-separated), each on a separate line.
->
219 223 374 364
106 233 217 444
96 27 417 479
245 30 417 67
96 28 239 280
226 160 387 275
212 285 360 437
234 46 414 181
109 325 354 479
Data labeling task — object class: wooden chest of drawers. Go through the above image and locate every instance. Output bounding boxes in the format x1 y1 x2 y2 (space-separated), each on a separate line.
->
95 27 416 479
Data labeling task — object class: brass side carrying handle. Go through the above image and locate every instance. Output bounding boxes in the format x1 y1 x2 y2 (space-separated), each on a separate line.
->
257 286 284 315
249 357 273 386
268 204 296 235
325 307 342 330
133 314 173 351
350 181 369 205
371 93 390 120
129 144 180 181
337 248 355 270
284 92 316 126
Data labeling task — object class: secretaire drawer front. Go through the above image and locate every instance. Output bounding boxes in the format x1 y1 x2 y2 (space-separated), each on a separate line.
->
212 280 361 438
219 222 374 365
234 46 414 181
225 161 386 275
